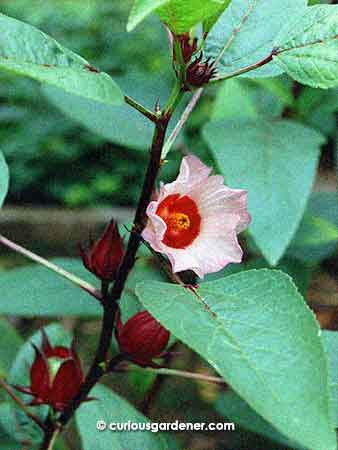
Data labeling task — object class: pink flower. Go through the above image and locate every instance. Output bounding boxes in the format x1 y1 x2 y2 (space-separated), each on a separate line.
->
142 155 251 278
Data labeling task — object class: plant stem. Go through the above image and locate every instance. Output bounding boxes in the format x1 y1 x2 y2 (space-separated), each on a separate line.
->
0 378 47 432
140 347 175 416
163 80 185 117
107 81 182 305
41 427 60 450
58 301 118 427
124 95 158 122
212 50 276 84
46 429 60 450
116 365 227 386
0 234 102 302
40 413 60 450
53 81 185 436
162 88 204 158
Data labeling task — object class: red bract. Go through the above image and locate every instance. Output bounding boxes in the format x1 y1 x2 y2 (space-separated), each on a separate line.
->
115 310 170 367
80 219 124 282
15 330 84 412
175 33 198 64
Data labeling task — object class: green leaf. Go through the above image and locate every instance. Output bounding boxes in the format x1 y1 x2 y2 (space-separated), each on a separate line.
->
127 0 169 31
203 118 324 265
205 0 307 78
0 258 101 317
212 78 285 121
0 151 9 208
119 256 167 321
0 402 41 447
43 72 185 151
157 0 227 34
0 427 22 450
136 270 336 450
296 87 338 136
76 384 168 450
0 256 165 317
0 13 123 105
0 319 23 377
216 392 304 449
203 0 232 33
291 214 338 247
322 331 338 427
274 5 338 89
286 192 338 263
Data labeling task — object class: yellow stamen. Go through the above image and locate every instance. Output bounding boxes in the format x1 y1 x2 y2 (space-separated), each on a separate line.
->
169 213 191 230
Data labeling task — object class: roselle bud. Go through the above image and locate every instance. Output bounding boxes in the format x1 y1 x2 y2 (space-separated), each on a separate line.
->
14 330 84 412
174 33 198 64
185 53 217 88
80 219 124 282
115 310 170 367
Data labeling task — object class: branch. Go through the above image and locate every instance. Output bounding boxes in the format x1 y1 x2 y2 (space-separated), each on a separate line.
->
0 378 47 432
40 426 60 450
124 95 158 123
0 234 102 302
212 50 276 84
58 301 119 427
108 85 183 305
162 88 204 159
117 365 228 386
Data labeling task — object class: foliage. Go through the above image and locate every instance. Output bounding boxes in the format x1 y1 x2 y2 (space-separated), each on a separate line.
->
0 1 337 450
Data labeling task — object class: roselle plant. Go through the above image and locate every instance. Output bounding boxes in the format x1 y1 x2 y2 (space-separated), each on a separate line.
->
0 1 337 450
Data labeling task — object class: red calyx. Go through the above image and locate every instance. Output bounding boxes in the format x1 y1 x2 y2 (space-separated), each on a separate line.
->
185 53 217 89
174 33 198 64
14 329 85 412
115 310 170 367
80 219 124 282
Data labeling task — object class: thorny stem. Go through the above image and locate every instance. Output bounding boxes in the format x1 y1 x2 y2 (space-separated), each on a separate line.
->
0 378 47 432
0 234 102 302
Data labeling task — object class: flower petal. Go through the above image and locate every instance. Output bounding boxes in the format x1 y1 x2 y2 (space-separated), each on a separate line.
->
162 155 212 197
190 175 251 233
164 214 243 278
142 201 167 252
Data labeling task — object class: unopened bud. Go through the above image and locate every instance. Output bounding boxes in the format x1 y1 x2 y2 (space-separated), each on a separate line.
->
80 220 124 282
185 53 217 89
14 330 85 412
115 310 170 367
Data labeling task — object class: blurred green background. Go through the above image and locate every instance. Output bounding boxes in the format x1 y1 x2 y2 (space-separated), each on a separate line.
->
2 0 335 210
0 0 180 208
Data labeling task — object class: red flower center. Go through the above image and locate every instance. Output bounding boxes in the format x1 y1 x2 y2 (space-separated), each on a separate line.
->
156 194 201 249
